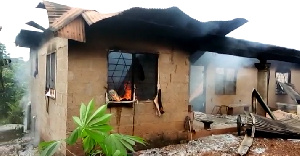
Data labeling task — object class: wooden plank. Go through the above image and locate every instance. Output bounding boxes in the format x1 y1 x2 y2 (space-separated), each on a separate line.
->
252 89 277 120
238 134 253 155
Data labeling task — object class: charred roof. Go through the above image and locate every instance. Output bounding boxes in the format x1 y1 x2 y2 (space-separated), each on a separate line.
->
15 1 300 64
16 1 247 44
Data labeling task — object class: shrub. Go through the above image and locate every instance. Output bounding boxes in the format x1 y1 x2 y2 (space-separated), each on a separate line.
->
39 99 145 156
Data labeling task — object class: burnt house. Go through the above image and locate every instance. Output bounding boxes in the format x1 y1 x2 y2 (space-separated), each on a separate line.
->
15 1 300 155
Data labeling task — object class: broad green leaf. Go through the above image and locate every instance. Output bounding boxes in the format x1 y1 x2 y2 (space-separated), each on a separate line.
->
38 141 56 151
115 134 146 145
72 116 82 127
116 135 135 145
103 135 115 156
125 135 146 145
119 139 134 152
66 127 80 145
83 136 95 153
89 125 113 132
88 114 112 126
106 134 127 156
113 150 121 156
85 99 95 123
80 103 87 123
85 129 107 143
40 141 61 156
86 104 108 124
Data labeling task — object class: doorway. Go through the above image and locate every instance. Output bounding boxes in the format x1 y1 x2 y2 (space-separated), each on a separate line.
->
189 65 206 112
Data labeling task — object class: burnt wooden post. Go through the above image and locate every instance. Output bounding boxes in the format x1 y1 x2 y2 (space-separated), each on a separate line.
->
254 60 270 116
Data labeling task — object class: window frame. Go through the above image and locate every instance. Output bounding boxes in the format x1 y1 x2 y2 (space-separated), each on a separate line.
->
215 67 237 95
107 50 158 102
45 52 56 99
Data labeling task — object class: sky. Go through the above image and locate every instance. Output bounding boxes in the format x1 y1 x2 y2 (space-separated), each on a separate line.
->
0 0 300 61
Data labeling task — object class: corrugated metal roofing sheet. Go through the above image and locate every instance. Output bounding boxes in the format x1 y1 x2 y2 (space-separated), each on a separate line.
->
50 8 84 31
37 1 71 25
57 17 85 42
82 10 119 26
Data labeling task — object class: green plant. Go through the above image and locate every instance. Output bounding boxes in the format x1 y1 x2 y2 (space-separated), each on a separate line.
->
7 102 24 124
39 99 145 156
0 43 29 121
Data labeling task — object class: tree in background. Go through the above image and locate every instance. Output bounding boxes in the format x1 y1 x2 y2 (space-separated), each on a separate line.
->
0 42 29 124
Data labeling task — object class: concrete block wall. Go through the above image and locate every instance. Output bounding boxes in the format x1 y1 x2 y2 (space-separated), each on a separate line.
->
66 41 108 155
66 39 189 154
30 37 68 155
133 49 189 147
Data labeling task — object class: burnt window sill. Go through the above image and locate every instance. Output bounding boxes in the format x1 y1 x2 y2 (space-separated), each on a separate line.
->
107 100 137 108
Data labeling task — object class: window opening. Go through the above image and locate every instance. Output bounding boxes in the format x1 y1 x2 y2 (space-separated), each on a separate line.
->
107 50 158 104
215 68 237 95
275 69 291 95
45 52 56 99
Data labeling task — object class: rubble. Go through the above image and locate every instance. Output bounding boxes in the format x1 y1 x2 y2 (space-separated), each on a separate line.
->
267 110 300 120
251 147 265 154
0 135 38 156
193 112 243 129
0 124 38 156
137 134 300 156
138 134 241 156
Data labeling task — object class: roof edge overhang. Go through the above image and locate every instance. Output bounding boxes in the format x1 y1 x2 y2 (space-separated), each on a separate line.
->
190 35 300 64
36 2 46 9
15 29 44 48
34 1 249 43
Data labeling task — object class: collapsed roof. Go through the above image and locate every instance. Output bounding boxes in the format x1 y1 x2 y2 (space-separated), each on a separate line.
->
15 1 300 63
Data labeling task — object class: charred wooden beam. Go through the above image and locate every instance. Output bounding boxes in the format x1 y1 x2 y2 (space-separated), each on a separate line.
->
252 89 277 120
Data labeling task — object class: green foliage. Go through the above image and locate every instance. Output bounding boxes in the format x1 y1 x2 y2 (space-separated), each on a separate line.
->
39 140 62 156
0 43 28 123
7 103 24 124
39 99 145 156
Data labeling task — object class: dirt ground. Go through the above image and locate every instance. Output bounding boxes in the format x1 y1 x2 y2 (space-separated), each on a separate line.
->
0 124 38 156
137 134 300 156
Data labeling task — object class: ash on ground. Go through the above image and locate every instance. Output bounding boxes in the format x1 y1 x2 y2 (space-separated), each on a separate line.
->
0 136 38 156
137 134 242 156
0 124 38 156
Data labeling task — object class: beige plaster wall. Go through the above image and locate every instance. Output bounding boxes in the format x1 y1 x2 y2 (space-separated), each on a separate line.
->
29 37 68 155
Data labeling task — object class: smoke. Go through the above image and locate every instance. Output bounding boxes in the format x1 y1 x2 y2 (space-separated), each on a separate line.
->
11 58 30 106
191 51 258 68
9 58 41 146
189 51 259 112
